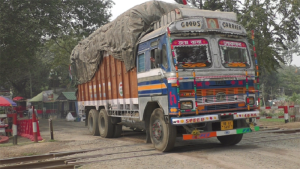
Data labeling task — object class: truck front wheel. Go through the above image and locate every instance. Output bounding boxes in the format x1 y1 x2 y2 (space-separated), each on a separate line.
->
88 109 100 136
149 108 176 152
98 109 114 138
217 134 243 145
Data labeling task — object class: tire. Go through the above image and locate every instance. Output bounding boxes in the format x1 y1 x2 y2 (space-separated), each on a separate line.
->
217 134 243 146
87 109 100 136
149 108 176 152
114 124 122 138
112 117 122 138
98 109 114 138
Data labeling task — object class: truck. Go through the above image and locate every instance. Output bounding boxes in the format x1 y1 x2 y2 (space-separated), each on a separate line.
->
71 1 260 152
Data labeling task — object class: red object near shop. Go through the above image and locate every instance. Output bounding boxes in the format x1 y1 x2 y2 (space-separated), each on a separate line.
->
13 96 25 101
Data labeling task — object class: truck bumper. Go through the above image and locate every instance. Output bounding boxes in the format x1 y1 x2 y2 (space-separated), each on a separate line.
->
170 110 259 125
182 126 260 140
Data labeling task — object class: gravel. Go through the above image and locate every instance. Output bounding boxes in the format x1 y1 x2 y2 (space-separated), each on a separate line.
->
1 119 300 169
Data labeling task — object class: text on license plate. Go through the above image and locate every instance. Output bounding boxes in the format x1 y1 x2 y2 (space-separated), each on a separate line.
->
221 120 233 130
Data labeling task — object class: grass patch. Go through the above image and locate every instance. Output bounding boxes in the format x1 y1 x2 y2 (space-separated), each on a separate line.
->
48 139 56 142
0 141 33 147
259 119 285 122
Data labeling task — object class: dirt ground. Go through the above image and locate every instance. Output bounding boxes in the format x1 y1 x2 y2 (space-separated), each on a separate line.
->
1 119 300 169
257 120 300 129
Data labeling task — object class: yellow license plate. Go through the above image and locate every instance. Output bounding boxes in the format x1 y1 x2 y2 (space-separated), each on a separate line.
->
221 120 233 130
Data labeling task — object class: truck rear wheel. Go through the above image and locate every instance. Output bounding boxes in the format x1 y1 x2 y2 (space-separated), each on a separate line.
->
149 108 176 152
217 134 243 145
114 124 122 138
88 109 100 136
98 109 114 138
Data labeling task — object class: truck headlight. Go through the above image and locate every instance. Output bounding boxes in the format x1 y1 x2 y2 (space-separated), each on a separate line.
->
180 101 193 110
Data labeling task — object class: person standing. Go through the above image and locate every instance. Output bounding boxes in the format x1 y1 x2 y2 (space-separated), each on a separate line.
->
28 106 38 119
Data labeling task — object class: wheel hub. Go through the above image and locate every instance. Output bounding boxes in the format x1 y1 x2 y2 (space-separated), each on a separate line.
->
152 120 162 140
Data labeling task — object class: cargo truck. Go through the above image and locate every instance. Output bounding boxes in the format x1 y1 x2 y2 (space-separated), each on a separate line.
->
71 1 260 152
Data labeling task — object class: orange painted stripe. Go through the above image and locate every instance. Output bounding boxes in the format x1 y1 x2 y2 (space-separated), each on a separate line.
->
183 131 217 140
138 84 167 91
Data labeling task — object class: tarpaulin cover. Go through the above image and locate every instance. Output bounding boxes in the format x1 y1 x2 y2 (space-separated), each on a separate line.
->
70 1 193 84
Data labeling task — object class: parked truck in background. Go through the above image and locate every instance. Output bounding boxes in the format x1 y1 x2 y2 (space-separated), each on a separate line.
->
71 1 260 152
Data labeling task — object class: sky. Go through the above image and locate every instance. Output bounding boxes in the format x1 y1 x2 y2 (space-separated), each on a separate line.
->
110 0 300 67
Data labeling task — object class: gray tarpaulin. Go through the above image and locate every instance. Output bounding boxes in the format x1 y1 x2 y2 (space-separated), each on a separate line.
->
70 1 193 84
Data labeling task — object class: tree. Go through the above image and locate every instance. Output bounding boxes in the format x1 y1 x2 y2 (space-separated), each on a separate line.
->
43 31 81 89
0 0 114 97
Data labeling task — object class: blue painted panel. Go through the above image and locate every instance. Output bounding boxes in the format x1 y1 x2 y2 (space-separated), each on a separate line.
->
138 89 167 95
138 80 162 86
168 83 178 108
138 42 148 52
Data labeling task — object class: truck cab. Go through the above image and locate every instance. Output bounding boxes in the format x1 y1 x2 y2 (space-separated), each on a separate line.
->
135 8 259 151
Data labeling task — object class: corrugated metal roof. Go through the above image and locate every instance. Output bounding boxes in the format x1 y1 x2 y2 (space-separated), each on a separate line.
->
61 92 76 101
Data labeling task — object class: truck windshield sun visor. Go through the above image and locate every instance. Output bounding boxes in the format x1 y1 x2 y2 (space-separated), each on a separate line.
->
219 40 250 68
172 39 212 69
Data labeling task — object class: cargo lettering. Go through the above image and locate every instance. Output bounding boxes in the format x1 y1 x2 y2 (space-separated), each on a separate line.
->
181 21 201 28
222 21 242 30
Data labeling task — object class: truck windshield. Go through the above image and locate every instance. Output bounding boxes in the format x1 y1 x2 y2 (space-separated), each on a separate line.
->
172 39 211 69
219 40 250 68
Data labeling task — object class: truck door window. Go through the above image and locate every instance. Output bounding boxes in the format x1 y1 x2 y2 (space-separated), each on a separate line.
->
162 44 168 69
219 40 250 68
138 53 145 72
150 48 158 69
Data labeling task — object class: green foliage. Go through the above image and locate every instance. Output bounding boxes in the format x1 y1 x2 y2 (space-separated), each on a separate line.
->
285 92 300 104
278 65 300 96
0 0 114 97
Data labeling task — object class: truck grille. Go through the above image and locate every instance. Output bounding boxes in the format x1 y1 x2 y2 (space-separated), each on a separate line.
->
206 104 238 110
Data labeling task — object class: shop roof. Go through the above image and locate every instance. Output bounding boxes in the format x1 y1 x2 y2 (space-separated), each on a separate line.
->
56 92 76 101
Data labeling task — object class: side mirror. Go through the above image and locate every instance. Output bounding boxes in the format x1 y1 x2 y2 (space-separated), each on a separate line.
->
155 48 162 67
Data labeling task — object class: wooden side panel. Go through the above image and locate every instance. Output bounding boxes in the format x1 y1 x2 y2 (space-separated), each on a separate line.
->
106 56 112 101
85 83 89 102
97 64 102 101
77 84 81 101
122 62 130 100
111 57 118 100
92 70 97 101
116 60 124 100
87 81 91 101
129 68 138 98
101 58 107 100
77 55 138 104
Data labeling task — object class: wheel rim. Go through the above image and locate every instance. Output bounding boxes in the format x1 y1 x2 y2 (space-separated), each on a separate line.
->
152 119 163 141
